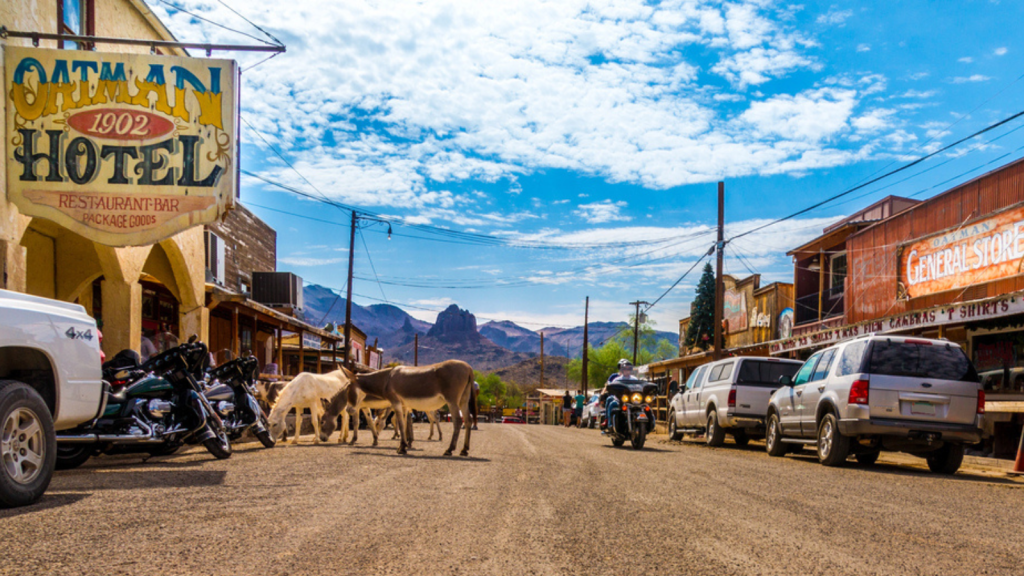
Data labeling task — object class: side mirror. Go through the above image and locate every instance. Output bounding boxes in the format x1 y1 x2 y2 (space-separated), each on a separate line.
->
779 375 794 387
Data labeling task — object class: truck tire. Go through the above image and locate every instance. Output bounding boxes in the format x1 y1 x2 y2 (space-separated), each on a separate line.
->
732 429 749 447
765 413 787 457
816 412 850 467
855 451 880 466
926 443 964 474
55 444 94 470
668 416 683 441
0 380 57 508
706 411 726 447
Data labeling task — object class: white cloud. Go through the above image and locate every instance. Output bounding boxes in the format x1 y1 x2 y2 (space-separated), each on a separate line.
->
816 8 853 26
278 256 347 267
958 56 974 63
895 89 937 99
151 0 875 202
995 47 1008 56
856 44 871 52
852 108 896 133
739 88 857 142
574 200 631 224
951 74 991 83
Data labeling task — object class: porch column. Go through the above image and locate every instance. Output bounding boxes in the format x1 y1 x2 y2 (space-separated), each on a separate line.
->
231 307 239 358
817 248 825 322
180 306 209 346
100 279 142 357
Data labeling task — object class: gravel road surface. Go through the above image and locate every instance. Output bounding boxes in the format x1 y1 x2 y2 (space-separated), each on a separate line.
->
3 424 1023 575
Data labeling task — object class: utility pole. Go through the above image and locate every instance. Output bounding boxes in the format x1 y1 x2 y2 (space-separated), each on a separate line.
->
343 210 356 370
414 333 419 366
581 296 589 397
629 300 650 366
539 332 545 387
713 181 725 361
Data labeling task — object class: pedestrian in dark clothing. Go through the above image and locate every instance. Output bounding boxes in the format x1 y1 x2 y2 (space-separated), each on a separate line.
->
562 391 573 426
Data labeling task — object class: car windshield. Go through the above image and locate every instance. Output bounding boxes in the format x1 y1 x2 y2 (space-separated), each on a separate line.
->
867 340 979 382
737 361 802 387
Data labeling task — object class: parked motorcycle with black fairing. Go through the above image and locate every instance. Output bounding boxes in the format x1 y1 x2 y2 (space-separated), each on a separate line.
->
600 377 657 450
54 339 233 469
203 354 275 448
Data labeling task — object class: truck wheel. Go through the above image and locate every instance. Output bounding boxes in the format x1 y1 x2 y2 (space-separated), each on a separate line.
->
816 413 850 467
732 429 749 447
0 380 57 508
668 416 683 441
55 444 93 470
706 412 726 447
926 443 964 474
765 414 787 457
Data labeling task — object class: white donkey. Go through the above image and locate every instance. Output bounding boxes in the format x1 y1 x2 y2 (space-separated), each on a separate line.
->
267 369 351 444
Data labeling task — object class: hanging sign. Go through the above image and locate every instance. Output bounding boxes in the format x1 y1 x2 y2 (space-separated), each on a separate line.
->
899 204 1024 299
5 47 237 246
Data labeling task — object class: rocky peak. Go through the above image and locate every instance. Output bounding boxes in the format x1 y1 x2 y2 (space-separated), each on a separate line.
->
427 304 478 340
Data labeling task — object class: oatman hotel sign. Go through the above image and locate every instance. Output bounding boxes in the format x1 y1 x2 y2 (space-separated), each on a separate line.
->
5 47 237 246
900 205 1024 299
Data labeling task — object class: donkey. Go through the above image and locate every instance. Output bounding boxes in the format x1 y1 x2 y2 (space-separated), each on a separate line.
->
319 369 394 446
266 369 351 444
387 360 475 456
375 407 443 442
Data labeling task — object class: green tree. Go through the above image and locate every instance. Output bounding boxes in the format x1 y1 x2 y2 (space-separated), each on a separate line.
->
685 262 716 351
566 314 679 388
473 371 508 407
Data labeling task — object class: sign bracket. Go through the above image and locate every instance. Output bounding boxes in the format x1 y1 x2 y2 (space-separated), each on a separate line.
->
0 27 285 54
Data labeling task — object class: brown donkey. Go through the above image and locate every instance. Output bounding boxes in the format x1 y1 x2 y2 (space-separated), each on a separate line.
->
320 369 393 446
387 360 475 456
320 361 475 456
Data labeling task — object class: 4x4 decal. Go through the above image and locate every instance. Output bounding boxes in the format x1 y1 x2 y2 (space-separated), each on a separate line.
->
65 327 94 341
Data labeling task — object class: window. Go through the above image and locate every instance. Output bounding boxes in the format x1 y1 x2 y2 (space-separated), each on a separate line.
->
737 360 803 387
205 230 226 285
793 353 821 386
684 366 705 391
836 341 868 376
58 0 93 50
709 362 734 383
867 340 978 382
811 349 836 381
830 252 847 296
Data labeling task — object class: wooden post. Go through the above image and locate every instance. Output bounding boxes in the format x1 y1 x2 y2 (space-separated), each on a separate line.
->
316 333 322 374
343 210 356 370
299 329 305 374
713 181 725 361
276 326 283 375
582 296 589 397
818 247 825 322
251 313 257 359
414 333 419 366
231 307 239 359
332 338 337 368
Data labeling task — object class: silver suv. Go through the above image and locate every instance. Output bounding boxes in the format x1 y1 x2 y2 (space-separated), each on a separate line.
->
765 335 983 473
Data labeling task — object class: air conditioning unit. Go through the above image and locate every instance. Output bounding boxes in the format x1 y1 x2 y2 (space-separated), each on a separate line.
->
252 272 303 311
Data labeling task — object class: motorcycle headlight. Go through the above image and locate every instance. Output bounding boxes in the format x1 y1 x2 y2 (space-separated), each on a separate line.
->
645 395 654 404
631 393 643 404
621 395 629 403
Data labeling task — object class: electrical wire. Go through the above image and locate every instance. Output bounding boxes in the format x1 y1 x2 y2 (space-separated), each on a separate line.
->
156 0 276 46
358 229 388 304
213 0 285 47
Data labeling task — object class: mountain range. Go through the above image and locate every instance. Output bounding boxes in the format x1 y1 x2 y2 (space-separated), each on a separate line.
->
302 283 679 370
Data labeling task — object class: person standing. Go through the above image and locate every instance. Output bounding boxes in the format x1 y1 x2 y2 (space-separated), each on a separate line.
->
562 390 573 426
574 390 586 428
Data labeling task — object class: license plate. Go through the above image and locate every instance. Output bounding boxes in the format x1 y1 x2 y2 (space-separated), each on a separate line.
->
636 414 648 421
911 401 935 416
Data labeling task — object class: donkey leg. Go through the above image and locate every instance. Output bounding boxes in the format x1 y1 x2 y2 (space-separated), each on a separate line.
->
312 404 323 445
338 409 349 444
289 407 302 445
446 402 462 457
363 408 379 446
460 387 472 457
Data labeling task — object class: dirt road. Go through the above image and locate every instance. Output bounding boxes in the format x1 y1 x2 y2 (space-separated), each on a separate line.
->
3 424 1023 575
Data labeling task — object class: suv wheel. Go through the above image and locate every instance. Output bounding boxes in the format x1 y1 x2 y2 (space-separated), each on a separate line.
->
926 443 964 474
816 412 850 467
706 412 726 447
0 380 57 508
668 416 682 441
765 413 787 457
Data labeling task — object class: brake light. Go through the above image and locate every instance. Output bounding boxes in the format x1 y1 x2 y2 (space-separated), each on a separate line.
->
849 379 869 405
977 390 985 414
904 339 932 345
728 387 736 408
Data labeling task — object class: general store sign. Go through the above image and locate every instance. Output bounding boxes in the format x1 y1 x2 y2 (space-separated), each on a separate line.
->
5 47 237 246
769 293 1024 355
900 204 1024 299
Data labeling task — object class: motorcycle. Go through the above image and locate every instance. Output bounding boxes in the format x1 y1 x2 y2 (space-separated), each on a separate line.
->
54 339 233 469
600 377 657 450
203 354 275 448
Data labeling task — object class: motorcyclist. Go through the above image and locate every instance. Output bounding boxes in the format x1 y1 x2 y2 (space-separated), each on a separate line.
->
603 359 633 432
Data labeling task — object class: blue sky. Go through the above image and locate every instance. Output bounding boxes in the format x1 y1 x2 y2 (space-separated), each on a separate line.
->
153 0 1024 330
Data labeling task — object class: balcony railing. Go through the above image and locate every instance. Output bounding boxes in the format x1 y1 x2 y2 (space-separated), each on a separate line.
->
795 286 844 325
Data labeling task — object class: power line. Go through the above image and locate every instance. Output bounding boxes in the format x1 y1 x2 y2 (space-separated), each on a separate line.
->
727 106 1024 243
213 0 285 47
156 0 276 46
643 246 714 313
358 228 388 304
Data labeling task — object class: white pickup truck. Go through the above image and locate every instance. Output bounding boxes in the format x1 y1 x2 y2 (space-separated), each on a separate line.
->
0 289 104 507
667 356 804 446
